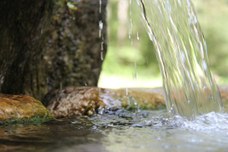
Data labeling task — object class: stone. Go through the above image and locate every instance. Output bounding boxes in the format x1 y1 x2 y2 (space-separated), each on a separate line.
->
43 86 228 118
42 87 166 118
101 88 165 110
43 87 105 118
0 94 52 124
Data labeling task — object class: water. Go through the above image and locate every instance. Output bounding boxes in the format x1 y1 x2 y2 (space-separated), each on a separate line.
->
1 109 228 152
137 0 223 118
99 0 104 61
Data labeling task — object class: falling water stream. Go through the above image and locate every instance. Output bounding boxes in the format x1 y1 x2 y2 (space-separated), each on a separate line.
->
137 0 223 118
99 0 105 61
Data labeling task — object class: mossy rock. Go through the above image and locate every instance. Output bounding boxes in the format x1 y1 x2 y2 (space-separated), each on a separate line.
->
0 95 53 125
101 88 165 110
42 87 166 118
42 87 105 118
43 86 228 118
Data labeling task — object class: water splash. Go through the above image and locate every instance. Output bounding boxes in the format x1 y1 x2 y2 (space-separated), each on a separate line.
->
136 32 140 40
132 111 228 136
92 107 228 135
182 112 228 132
137 0 223 118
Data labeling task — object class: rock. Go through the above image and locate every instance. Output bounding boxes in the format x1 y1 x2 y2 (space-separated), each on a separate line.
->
101 88 165 110
43 87 105 118
42 87 165 118
43 86 228 118
0 94 52 124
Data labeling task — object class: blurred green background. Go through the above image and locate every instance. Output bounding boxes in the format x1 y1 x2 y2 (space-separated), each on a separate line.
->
98 0 228 88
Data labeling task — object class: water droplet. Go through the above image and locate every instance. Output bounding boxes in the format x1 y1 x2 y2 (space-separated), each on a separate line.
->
99 21 103 30
202 60 207 71
133 62 138 80
100 51 104 61
125 88 129 96
137 32 140 40
99 21 103 38
101 41 104 51
99 0 102 14
180 52 186 63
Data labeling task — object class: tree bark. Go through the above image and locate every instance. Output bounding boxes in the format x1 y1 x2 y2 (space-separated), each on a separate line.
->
0 0 52 94
0 0 107 99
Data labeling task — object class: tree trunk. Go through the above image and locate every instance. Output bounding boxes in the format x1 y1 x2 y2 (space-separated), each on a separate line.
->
0 0 52 95
0 0 107 99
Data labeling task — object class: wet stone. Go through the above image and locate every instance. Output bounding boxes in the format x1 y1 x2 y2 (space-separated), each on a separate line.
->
42 86 228 118
42 87 166 118
101 88 165 110
42 87 105 118
0 94 52 124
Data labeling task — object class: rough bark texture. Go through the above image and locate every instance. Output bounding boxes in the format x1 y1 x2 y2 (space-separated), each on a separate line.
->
0 0 107 99
0 0 52 95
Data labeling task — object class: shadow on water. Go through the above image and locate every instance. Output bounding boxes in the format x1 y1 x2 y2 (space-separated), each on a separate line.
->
1 108 228 152
0 118 104 152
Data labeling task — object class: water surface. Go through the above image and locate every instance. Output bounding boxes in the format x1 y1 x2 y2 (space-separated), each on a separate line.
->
1 108 228 152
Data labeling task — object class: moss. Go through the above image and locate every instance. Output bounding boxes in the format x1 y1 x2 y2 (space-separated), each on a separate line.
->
101 88 166 111
0 94 54 125
0 115 54 126
120 95 166 110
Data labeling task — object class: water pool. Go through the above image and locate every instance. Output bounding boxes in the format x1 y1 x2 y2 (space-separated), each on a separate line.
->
1 108 228 152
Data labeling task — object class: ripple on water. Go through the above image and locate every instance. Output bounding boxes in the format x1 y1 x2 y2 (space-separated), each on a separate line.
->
92 108 228 132
89 109 228 152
